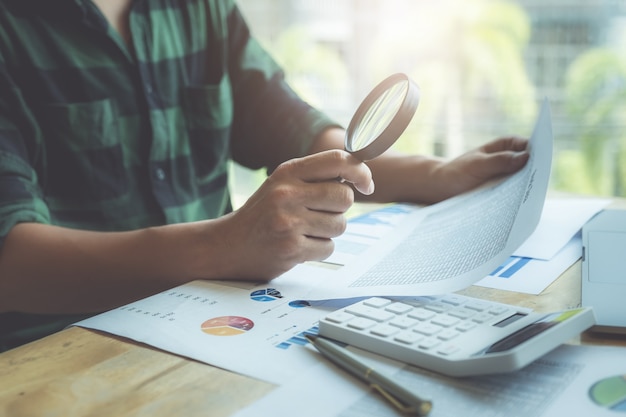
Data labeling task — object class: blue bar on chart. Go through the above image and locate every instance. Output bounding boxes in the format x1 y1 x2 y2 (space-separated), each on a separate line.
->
490 256 533 279
275 326 319 350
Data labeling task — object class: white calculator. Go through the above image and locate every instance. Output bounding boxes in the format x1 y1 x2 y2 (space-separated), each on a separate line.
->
318 294 595 377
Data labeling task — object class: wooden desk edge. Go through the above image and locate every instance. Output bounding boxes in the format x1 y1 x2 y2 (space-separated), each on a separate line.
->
0 326 275 417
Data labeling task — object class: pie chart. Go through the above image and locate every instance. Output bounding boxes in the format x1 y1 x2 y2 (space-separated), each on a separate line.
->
201 316 254 336
250 288 283 302
589 375 626 412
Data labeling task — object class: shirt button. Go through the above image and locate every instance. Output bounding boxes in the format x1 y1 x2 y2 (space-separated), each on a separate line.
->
155 168 166 181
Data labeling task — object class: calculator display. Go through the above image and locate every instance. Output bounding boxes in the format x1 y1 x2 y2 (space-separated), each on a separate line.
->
484 309 584 354
494 313 527 328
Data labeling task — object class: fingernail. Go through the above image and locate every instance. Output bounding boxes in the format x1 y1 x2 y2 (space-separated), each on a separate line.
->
367 180 375 195
514 151 529 162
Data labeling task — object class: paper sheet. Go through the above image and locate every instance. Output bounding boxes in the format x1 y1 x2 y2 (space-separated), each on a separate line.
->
75 280 350 385
513 197 611 260
477 234 583 294
332 196 609 295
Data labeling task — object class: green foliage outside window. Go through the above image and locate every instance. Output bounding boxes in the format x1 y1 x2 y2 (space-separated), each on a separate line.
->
236 0 626 200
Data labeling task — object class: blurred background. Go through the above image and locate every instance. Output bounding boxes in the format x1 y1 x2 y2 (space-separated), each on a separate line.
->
232 0 626 206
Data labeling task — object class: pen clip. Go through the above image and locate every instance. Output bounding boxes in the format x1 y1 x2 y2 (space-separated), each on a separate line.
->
370 383 432 416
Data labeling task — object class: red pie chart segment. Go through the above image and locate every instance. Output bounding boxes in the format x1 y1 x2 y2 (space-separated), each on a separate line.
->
201 316 254 336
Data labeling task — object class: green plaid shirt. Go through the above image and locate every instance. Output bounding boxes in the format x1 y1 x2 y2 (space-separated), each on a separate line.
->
0 0 337 350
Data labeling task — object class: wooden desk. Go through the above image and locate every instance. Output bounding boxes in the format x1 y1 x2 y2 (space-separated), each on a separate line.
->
2 199 626 416
0 326 275 417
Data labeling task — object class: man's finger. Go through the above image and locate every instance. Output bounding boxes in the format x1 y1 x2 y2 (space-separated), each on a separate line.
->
480 150 530 177
283 150 375 195
481 137 528 154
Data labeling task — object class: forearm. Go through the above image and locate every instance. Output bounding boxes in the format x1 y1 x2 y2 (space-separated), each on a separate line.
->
0 221 221 314
362 152 448 204
0 147 375 315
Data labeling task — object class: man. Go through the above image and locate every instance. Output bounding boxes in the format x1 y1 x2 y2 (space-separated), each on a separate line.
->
0 0 529 350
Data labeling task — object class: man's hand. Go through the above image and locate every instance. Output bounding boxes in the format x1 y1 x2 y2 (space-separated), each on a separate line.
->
424 136 529 202
213 150 374 280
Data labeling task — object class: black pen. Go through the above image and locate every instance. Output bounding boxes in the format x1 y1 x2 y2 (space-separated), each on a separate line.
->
306 334 432 416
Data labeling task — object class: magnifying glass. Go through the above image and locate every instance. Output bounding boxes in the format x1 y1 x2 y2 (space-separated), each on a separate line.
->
345 73 420 161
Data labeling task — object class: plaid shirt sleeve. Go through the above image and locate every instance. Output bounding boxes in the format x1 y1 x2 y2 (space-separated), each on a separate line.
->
0 46 51 247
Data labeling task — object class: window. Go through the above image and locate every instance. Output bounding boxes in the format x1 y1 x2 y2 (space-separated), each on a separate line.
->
235 0 626 203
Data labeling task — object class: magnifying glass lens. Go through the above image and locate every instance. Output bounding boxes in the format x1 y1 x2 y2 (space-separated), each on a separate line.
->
351 81 408 151
345 73 419 161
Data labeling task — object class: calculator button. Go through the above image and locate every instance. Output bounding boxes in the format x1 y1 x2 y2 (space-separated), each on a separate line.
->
472 313 494 323
448 308 476 319
440 295 464 306
394 331 424 345
347 317 377 330
464 301 489 311
407 309 435 321
437 329 460 341
413 323 442 336
423 302 449 313
385 302 413 314
363 297 392 308
418 338 441 350
437 344 460 356
325 311 355 324
371 324 400 337
345 305 395 322
488 306 510 316
403 297 431 308
389 317 419 329
431 315 460 328
456 321 477 332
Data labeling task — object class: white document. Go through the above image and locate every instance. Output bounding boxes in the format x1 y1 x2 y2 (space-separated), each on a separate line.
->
513 197 611 260
477 234 583 294
232 344 626 417
274 99 553 300
326 196 609 295
74 280 351 385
